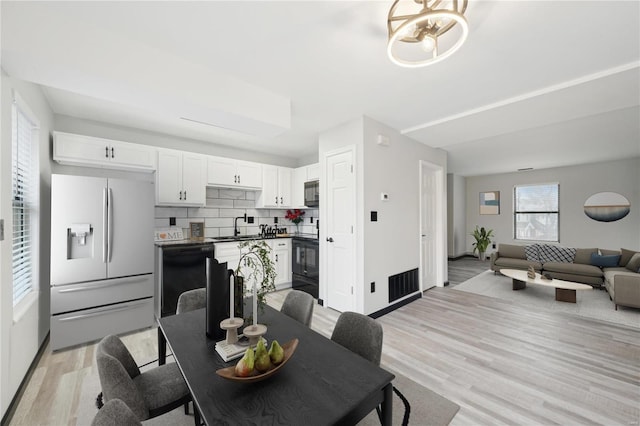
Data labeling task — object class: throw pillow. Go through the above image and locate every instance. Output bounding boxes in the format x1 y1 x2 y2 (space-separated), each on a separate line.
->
539 244 576 263
620 248 639 267
626 253 640 273
590 253 621 268
525 244 540 262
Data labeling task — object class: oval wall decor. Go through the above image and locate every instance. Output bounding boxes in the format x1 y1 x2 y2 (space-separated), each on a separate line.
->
584 192 630 222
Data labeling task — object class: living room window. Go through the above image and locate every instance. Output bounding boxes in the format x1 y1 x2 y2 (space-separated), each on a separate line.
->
11 91 40 307
514 183 559 242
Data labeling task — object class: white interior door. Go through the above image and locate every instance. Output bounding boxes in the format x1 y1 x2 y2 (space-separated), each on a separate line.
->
325 148 355 312
420 162 438 290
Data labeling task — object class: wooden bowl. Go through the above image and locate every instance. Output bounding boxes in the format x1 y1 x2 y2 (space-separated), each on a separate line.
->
216 338 299 383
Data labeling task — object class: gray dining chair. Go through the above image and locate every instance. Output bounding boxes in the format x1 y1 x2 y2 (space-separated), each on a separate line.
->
176 287 207 314
331 312 410 425
91 399 141 426
280 290 315 327
96 335 197 424
330 311 383 366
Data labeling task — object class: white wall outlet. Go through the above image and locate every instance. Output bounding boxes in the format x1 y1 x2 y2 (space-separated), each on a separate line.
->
380 193 389 201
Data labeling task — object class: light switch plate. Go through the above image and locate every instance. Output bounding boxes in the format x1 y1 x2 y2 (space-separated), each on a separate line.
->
0 219 4 241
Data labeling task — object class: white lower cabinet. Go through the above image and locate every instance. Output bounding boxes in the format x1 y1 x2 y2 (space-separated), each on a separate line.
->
214 238 291 292
270 239 291 288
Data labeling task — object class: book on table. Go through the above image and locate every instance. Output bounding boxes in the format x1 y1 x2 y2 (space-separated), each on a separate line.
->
215 336 267 362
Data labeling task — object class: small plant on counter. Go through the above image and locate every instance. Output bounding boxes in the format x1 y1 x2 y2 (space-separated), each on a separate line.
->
235 240 277 316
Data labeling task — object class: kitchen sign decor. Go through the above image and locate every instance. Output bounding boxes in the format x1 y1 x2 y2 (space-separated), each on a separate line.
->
190 222 205 241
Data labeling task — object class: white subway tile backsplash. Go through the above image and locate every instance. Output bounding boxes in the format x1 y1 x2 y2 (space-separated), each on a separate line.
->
154 189 320 239
155 207 188 218
205 217 234 227
188 207 220 218
206 198 234 208
206 187 220 198
234 199 254 208
218 208 247 218
219 189 246 199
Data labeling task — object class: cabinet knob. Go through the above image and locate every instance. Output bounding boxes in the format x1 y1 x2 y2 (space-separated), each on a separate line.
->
111 147 115 158
184 190 187 200
238 175 240 183
179 191 183 200
280 197 283 204
105 146 109 158
275 196 278 204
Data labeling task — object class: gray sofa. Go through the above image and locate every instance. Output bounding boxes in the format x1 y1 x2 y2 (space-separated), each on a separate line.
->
490 244 640 310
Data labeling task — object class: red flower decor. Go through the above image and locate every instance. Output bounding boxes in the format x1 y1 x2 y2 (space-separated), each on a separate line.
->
285 209 305 225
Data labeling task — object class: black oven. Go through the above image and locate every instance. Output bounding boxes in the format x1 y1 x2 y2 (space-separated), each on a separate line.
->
292 238 319 298
304 180 319 207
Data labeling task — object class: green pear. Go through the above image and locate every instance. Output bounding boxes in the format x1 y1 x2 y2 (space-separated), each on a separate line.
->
268 340 284 365
235 347 255 377
254 340 271 372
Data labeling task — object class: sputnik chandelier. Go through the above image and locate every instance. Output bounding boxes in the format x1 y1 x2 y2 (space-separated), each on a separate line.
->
387 0 469 68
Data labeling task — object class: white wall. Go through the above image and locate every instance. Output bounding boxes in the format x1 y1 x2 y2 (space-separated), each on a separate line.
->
0 71 53 419
318 116 448 315
361 117 447 314
465 158 640 253
318 118 363 308
447 173 466 258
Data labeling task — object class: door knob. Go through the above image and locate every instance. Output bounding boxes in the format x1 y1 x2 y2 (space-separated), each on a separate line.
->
326 237 334 242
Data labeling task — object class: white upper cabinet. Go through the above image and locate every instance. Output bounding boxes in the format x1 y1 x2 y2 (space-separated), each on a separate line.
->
306 163 320 181
53 131 156 172
156 149 205 206
207 156 262 189
257 165 292 208
292 163 320 208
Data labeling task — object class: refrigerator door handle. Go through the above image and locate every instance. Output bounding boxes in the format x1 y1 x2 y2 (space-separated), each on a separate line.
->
56 276 149 292
108 187 113 262
103 187 108 263
57 300 148 322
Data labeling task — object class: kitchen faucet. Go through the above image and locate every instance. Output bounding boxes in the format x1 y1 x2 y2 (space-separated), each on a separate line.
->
234 214 254 236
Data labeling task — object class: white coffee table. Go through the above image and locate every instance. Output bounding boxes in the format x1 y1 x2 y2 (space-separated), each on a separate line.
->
500 268 592 303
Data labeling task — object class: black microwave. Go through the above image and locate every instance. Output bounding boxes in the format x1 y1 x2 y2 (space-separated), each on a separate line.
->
304 180 319 207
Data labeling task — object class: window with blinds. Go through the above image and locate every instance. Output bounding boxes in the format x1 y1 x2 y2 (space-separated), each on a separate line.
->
12 98 38 306
514 183 559 242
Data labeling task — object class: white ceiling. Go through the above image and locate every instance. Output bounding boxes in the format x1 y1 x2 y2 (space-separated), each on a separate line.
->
2 1 639 176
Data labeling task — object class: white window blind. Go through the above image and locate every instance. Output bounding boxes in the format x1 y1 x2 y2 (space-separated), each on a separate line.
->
12 99 37 306
514 183 559 242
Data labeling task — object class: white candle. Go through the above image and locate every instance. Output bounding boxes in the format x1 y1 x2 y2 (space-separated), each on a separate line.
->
229 274 234 319
253 280 257 325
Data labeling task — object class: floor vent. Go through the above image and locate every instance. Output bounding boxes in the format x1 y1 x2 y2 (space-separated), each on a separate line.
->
388 268 419 303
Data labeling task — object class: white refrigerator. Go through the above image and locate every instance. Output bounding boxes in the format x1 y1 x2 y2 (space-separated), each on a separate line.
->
50 174 154 350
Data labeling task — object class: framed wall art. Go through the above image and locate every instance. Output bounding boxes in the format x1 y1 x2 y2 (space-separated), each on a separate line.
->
480 191 500 215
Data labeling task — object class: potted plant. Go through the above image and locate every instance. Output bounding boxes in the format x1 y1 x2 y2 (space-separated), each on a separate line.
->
285 209 305 234
470 226 494 261
234 240 277 324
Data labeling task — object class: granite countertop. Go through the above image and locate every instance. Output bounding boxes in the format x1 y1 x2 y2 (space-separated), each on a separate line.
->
155 233 319 247
154 238 217 247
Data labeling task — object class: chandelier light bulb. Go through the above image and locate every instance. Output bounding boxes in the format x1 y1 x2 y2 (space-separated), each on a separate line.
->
421 36 436 52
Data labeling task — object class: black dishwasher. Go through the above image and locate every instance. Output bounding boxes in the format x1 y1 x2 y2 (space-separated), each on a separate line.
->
292 238 319 298
160 243 214 317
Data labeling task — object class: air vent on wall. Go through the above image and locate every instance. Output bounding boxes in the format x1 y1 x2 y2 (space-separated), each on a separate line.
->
388 268 419 303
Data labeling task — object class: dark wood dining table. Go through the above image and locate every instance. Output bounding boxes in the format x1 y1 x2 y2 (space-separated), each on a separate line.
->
158 304 395 425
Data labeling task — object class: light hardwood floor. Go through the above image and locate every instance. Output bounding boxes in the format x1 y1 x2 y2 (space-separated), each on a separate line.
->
6 281 639 425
